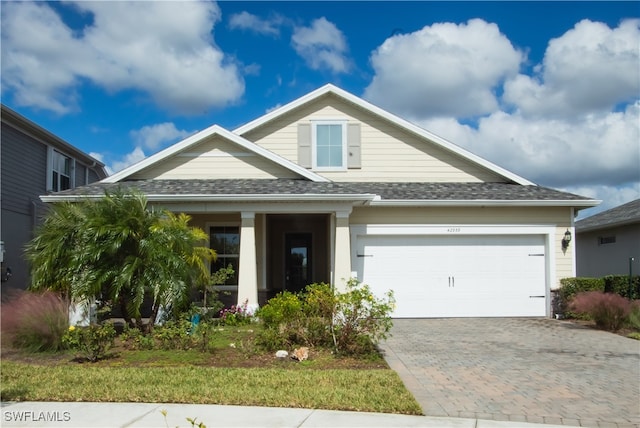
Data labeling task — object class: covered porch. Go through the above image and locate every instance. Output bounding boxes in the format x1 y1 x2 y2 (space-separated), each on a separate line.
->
182 200 366 310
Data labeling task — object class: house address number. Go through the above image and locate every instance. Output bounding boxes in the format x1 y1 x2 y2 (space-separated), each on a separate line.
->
447 227 461 233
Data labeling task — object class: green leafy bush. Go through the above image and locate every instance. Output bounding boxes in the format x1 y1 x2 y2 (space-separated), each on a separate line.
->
569 291 633 331
301 283 336 347
603 275 640 300
256 280 395 355
152 320 195 350
1 291 69 352
256 291 303 349
62 323 117 362
333 279 395 355
120 325 155 350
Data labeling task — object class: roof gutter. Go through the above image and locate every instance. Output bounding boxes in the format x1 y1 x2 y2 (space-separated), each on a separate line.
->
369 199 601 208
41 193 378 203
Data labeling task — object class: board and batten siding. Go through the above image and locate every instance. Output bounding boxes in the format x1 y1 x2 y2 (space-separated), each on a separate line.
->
129 135 300 180
350 205 575 289
241 95 504 183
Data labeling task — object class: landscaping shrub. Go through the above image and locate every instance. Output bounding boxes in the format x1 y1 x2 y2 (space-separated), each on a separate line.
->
558 277 604 318
119 325 155 350
0 291 68 352
569 291 633 331
256 280 395 355
152 320 196 350
301 283 336 347
256 291 304 349
626 301 640 331
62 323 116 362
603 275 640 300
218 299 253 326
333 279 395 355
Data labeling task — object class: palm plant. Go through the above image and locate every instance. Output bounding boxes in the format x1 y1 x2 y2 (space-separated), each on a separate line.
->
26 189 215 332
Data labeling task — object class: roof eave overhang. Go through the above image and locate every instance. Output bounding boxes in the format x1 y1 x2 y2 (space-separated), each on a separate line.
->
576 218 640 233
369 199 601 208
41 193 377 204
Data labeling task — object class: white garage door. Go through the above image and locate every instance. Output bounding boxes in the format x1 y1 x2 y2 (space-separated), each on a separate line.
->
356 234 547 318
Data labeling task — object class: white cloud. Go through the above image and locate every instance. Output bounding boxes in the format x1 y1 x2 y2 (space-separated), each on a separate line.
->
130 123 193 151
367 18 639 213
292 17 350 74
228 11 283 36
109 147 147 175
503 19 640 118
1 1 244 115
565 183 640 219
420 101 640 189
364 19 524 118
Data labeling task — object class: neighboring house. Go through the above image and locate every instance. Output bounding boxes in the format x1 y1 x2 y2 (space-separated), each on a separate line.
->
576 199 640 278
43 85 598 318
1 105 108 290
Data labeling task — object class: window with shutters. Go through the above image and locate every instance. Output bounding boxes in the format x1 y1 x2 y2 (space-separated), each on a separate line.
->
312 121 347 171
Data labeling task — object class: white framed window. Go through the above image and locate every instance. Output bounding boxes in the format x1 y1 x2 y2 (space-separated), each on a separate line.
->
208 224 240 289
312 121 347 171
48 148 73 192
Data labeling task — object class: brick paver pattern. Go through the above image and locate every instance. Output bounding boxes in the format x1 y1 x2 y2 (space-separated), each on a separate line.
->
381 318 640 428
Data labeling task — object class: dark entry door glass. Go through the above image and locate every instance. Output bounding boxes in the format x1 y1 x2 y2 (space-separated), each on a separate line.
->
285 233 312 293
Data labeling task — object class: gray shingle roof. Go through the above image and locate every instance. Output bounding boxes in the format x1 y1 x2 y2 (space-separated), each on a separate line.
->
576 199 640 231
52 179 593 202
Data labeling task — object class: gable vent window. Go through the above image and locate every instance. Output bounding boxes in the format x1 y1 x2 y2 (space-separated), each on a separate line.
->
52 150 72 192
598 236 616 245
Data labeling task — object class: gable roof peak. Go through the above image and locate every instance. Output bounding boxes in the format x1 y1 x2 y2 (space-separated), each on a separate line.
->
102 123 328 184
234 84 535 186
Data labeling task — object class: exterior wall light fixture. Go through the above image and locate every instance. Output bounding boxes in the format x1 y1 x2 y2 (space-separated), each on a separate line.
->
562 229 572 250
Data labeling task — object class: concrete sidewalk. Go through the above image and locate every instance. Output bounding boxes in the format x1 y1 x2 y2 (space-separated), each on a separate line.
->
1 402 566 428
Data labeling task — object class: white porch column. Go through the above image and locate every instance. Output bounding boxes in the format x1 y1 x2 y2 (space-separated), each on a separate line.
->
237 212 259 312
333 210 352 293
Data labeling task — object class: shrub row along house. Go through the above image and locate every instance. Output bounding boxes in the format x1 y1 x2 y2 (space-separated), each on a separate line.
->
37 85 598 318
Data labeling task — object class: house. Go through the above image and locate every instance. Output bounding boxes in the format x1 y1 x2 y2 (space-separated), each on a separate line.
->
576 199 640 278
1 105 108 289
41 85 598 318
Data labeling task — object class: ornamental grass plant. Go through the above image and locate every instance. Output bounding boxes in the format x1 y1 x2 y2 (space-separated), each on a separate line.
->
0 290 68 352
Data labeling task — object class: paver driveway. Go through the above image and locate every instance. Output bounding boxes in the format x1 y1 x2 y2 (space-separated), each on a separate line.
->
380 318 640 427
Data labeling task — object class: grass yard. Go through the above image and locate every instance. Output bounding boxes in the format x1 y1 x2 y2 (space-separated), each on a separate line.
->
0 327 423 415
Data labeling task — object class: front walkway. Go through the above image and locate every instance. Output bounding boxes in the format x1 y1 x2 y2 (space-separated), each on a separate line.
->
381 318 640 427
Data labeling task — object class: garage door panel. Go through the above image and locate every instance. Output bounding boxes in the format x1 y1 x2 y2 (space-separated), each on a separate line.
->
357 234 547 318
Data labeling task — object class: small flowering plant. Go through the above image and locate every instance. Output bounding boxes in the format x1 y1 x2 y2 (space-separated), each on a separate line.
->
218 299 253 326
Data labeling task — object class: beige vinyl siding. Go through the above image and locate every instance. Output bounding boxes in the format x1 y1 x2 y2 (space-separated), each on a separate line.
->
350 205 574 289
129 135 299 180
242 95 504 183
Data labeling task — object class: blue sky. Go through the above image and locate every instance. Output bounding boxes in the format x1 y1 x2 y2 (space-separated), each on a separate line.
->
2 1 638 217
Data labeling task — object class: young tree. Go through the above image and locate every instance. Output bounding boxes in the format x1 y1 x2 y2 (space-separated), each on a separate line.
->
26 190 215 332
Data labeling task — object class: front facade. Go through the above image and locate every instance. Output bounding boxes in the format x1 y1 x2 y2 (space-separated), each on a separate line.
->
44 85 598 317
576 199 640 277
1 105 108 289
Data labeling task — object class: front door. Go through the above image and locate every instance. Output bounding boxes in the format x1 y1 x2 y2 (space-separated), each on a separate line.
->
285 233 312 293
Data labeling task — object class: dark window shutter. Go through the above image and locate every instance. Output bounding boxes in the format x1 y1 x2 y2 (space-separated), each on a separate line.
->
298 123 312 168
347 123 361 169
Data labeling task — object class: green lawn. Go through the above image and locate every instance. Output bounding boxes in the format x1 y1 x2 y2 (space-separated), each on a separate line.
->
0 361 422 415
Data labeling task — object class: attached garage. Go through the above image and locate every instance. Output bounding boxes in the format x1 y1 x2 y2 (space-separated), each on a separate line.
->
352 225 553 318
